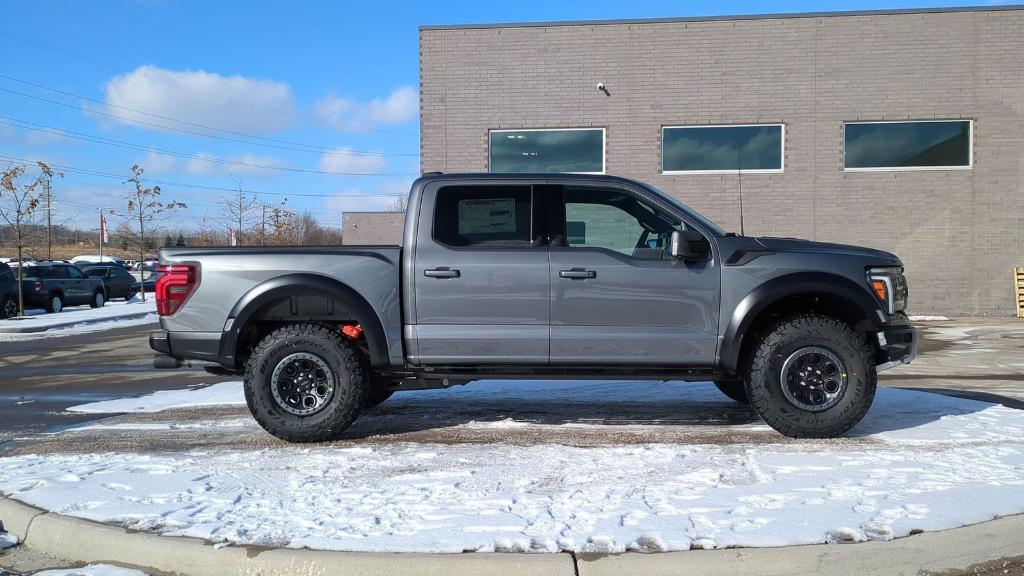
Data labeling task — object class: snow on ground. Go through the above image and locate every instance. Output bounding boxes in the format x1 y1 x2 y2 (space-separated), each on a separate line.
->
0 298 157 341
0 531 17 550
66 382 244 414
34 565 150 576
3 380 1024 553
909 315 950 321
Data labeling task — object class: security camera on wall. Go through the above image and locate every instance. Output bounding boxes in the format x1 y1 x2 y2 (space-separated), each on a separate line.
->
596 82 605 91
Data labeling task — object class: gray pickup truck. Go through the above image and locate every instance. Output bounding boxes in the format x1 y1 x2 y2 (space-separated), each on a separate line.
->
151 173 915 442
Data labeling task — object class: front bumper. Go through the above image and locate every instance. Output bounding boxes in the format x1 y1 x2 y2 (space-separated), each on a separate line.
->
875 324 917 372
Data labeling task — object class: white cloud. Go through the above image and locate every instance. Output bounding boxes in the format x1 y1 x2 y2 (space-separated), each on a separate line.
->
140 151 177 174
323 179 413 215
103 65 296 134
0 124 17 142
313 86 417 130
136 150 285 177
318 148 387 174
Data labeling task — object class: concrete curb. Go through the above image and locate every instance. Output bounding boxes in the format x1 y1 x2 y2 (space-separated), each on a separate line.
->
2 496 1023 576
0 497 571 576
0 311 154 334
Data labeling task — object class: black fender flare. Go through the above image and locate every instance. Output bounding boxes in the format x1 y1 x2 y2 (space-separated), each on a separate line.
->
718 271 886 374
219 273 390 369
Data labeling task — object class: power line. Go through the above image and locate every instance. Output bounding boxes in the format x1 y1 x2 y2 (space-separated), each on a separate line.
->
0 116 418 177
0 154 411 199
0 76 419 157
0 31 419 137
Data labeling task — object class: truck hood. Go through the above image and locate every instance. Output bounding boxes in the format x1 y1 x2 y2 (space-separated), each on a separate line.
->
752 236 902 266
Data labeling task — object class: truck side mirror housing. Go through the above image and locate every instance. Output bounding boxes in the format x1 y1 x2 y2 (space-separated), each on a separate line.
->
670 230 709 260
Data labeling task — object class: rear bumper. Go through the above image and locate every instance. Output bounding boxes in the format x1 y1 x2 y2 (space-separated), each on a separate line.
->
149 330 222 367
875 324 917 372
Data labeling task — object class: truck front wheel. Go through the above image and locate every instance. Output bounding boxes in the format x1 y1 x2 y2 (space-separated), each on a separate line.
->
244 323 367 443
745 315 876 438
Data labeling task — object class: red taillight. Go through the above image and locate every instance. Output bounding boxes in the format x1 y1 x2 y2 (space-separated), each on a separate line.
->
155 264 199 316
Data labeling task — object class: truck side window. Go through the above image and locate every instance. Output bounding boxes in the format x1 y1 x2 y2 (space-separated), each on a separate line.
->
561 187 683 259
433 185 533 247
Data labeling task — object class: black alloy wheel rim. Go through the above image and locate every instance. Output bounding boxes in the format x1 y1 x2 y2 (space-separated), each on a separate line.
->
270 352 336 415
780 346 848 411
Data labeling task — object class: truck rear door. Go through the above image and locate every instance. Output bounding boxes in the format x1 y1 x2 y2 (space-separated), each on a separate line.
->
410 181 549 364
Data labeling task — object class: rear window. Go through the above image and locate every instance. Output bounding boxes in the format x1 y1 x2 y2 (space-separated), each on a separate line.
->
20 267 41 279
433 185 533 247
85 268 108 277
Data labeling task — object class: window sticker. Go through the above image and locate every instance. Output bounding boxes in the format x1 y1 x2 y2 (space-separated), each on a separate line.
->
457 198 516 234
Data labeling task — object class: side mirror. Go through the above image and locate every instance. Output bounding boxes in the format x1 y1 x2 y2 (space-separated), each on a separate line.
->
670 230 709 260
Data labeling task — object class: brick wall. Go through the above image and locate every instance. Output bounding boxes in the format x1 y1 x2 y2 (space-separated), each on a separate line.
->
341 212 405 245
419 8 1024 316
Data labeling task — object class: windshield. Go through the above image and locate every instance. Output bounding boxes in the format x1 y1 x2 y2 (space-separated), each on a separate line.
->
641 182 726 236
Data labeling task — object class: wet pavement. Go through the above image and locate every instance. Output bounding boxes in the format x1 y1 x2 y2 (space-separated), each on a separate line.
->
0 322 212 444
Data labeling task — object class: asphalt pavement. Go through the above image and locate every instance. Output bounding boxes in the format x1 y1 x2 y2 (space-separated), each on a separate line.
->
0 322 215 444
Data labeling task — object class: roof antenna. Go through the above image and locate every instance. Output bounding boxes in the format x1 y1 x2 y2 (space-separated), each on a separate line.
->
737 146 745 236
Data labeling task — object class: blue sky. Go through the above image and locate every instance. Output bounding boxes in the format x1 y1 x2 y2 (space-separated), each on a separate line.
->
0 0 1008 232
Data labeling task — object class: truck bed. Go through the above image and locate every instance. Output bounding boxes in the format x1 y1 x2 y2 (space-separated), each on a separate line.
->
157 245 403 365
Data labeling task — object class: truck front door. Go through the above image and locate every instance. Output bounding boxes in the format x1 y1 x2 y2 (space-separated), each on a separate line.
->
546 184 720 365
411 182 549 364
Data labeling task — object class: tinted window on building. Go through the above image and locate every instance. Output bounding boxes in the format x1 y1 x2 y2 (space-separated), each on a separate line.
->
662 125 783 172
433 185 534 247
489 129 604 173
844 121 971 169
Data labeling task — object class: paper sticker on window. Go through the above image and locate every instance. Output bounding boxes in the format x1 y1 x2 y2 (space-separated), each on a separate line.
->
458 198 516 234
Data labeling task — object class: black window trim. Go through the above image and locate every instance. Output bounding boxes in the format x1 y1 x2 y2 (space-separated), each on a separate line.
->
842 119 974 172
430 183 543 251
661 123 786 175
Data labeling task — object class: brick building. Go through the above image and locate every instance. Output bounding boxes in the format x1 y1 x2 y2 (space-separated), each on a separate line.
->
351 6 1023 316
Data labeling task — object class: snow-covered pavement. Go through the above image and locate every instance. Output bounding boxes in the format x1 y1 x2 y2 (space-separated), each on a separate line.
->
0 298 156 340
2 379 1023 554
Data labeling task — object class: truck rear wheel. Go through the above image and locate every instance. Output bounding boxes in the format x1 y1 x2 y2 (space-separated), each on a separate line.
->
745 315 875 439
244 323 367 443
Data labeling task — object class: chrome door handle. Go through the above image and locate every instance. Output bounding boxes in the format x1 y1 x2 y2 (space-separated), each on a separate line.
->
424 267 460 278
559 268 596 279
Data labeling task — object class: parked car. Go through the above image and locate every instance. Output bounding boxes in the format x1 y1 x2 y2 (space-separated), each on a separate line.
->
151 173 916 442
0 262 18 318
82 265 139 300
71 255 128 269
19 262 107 312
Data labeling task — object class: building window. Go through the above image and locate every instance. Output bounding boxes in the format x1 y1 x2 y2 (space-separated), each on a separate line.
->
662 124 784 174
489 128 604 174
844 120 972 170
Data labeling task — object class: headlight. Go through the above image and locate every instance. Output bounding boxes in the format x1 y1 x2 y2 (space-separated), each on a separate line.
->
867 267 907 314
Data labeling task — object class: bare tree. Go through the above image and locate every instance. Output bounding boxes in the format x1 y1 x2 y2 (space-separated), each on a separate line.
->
265 200 296 246
0 162 59 316
220 177 261 246
124 165 186 301
388 195 408 212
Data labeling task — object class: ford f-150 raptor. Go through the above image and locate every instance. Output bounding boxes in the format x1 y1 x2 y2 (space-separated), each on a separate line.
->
151 173 916 442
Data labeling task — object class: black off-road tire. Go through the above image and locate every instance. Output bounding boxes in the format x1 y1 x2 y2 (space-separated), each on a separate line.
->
745 314 876 439
90 290 106 308
244 323 367 443
713 379 749 404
